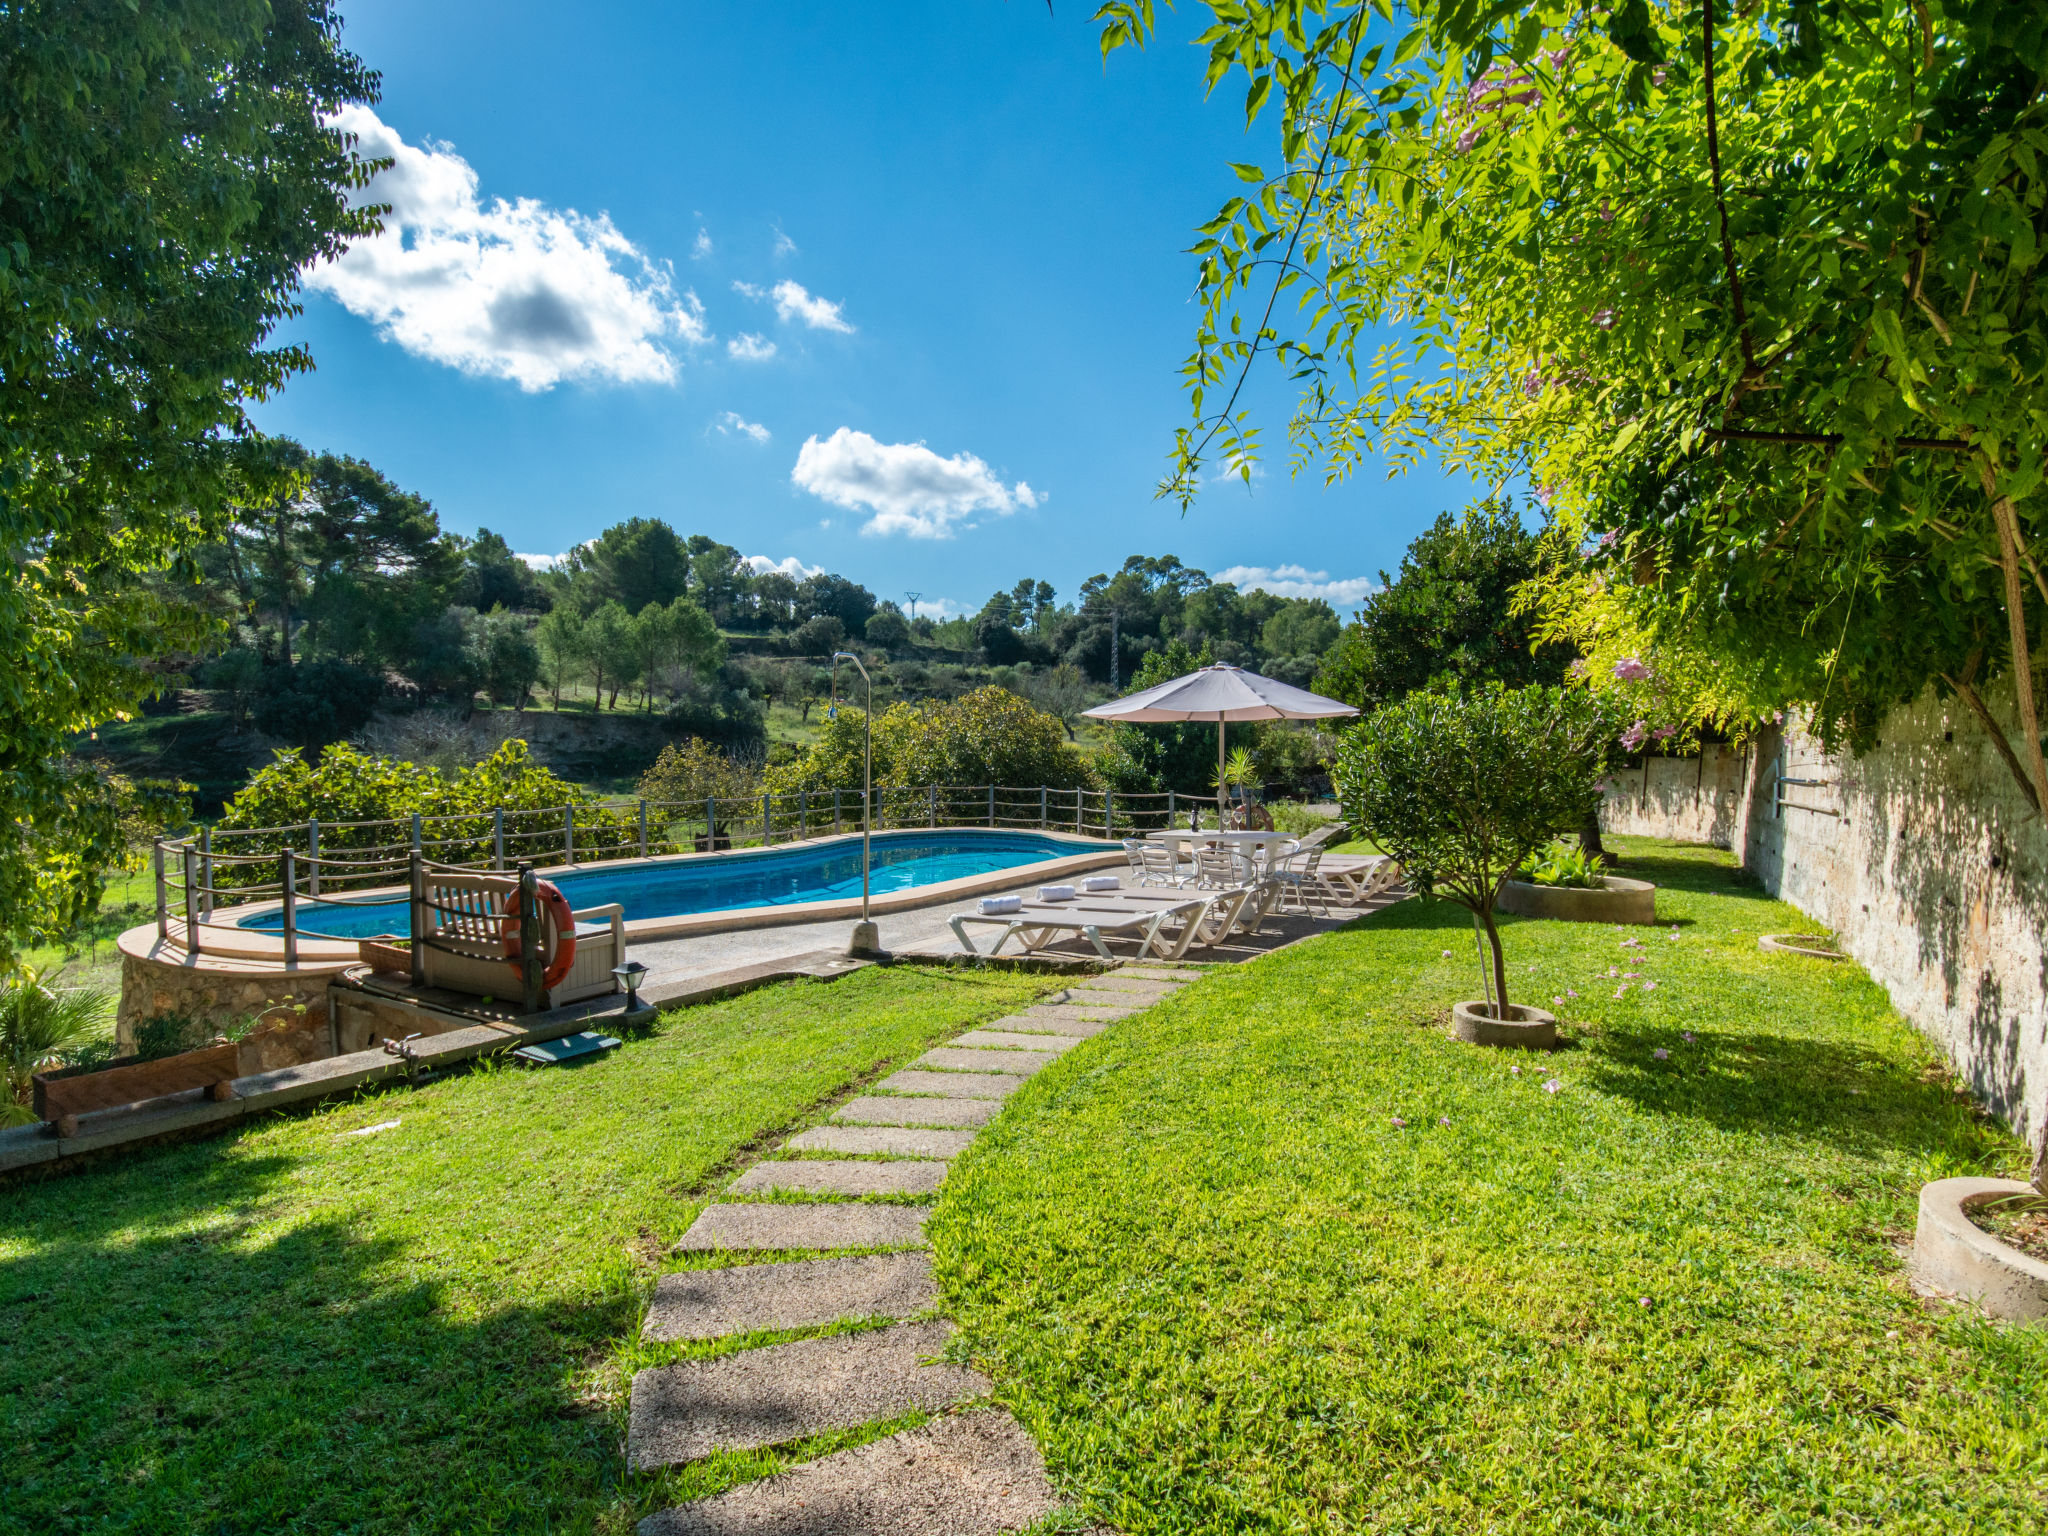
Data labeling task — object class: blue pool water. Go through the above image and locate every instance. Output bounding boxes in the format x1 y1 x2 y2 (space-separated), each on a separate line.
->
235 830 1104 940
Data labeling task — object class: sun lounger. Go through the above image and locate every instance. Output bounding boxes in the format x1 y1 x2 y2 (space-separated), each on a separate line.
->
1320 854 1404 905
949 890 1236 961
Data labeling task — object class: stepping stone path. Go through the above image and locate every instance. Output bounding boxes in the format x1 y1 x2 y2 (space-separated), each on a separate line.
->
630 962 1199 1532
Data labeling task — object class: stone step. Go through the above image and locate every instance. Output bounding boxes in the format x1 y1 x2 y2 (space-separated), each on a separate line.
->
728 1159 949 1198
643 1253 936 1344
785 1125 979 1159
1117 966 1201 981
874 1068 1020 1099
834 1095 998 1130
676 1202 927 1253
985 1014 1108 1039
913 1047 1054 1076
627 1320 987 1470
1022 1002 1132 1022
638 1408 1086 1535
1062 989 1164 1010
950 1029 1082 1053
1077 975 1184 992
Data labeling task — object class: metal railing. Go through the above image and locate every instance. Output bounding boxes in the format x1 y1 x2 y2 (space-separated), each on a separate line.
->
153 786 1208 960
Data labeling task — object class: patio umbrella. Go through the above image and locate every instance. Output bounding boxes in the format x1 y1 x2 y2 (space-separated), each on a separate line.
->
1081 664 1359 824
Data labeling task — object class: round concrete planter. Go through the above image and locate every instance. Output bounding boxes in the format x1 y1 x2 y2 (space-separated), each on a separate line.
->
1495 876 1656 925
1451 1000 1558 1050
1911 1177 2048 1321
1758 933 1847 961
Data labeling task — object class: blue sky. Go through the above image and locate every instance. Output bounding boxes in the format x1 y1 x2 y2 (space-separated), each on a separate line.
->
251 0 1482 620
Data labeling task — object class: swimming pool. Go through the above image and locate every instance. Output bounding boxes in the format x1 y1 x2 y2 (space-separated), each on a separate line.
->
233 829 1108 940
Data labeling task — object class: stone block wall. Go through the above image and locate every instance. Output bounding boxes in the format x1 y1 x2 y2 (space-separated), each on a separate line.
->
1601 681 2048 1150
116 951 350 1051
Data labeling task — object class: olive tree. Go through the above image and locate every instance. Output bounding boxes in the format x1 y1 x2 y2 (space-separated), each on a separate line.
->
1335 684 1612 1015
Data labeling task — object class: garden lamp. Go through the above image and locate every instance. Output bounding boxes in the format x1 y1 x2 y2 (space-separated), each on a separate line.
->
612 959 651 1015
831 651 888 959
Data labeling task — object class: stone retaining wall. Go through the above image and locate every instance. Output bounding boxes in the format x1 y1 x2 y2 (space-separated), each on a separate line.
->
1601 679 2048 1149
116 951 348 1050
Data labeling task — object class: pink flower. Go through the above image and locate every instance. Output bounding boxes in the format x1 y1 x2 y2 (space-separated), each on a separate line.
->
1619 720 1649 751
1543 1079 1563 1094
1441 949 1454 959
1653 1048 1669 1060
1390 1116 1407 1128
1613 657 1653 683
1438 1116 1451 1126
1652 725 1675 742
1552 995 1566 1005
1613 986 1628 999
1510 1064 1523 1076
1638 1296 1652 1308
1566 989 1579 998
1642 980 1658 992
1624 971 1642 979
1682 1031 1696 1043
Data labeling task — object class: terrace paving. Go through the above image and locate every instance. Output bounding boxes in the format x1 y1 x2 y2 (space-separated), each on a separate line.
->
675 1203 929 1253
727 1160 950 1198
872 1069 1020 1099
643 1254 937 1343
833 1095 1000 1130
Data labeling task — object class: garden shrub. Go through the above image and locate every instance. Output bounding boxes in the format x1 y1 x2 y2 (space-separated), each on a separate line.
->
763 686 1097 796
251 661 384 752
1336 683 1613 1015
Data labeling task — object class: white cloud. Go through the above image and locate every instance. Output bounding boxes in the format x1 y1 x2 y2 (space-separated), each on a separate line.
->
773 226 798 257
726 331 777 362
771 279 852 333
715 411 771 444
734 277 853 334
1213 564 1380 607
907 596 968 620
516 550 571 570
308 106 705 391
744 554 824 580
790 428 1037 539
692 227 713 259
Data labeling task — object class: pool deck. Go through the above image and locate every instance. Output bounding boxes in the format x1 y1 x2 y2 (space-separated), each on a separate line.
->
628 853 1406 983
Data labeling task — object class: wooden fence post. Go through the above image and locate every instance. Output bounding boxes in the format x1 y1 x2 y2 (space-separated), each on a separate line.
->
154 838 167 942
493 808 505 871
988 785 995 826
182 845 200 955
281 848 298 968
1040 786 1048 828
199 825 213 919
408 850 427 988
308 819 321 898
638 798 648 859
763 793 773 846
563 804 576 864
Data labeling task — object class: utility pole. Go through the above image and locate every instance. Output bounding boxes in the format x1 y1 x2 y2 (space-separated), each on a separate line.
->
904 590 923 622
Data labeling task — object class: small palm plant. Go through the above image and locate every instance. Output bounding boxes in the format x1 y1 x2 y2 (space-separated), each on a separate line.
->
0 969 116 1126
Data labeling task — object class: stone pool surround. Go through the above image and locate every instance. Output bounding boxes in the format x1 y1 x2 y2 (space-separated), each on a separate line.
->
116 829 1124 1032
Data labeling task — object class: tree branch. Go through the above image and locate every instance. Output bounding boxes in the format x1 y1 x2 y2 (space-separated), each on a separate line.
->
1703 0 1760 377
1709 427 1970 451
1942 666 2042 815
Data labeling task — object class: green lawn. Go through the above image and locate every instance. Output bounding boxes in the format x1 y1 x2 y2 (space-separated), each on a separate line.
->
932 838 2048 1534
0 965 1053 1535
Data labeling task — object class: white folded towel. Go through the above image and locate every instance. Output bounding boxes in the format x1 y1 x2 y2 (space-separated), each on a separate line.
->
1037 884 1077 902
978 894 1023 915
1081 875 1121 892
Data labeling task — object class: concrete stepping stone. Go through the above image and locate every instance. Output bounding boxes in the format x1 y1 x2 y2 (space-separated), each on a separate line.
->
728 1159 948 1198
950 1029 1082 1053
874 1068 1020 1099
1077 975 1183 992
638 1408 1084 1535
1022 1004 1131 1024
627 1320 986 1469
676 1202 927 1253
1117 966 1198 982
1063 988 1164 1009
785 1125 978 1159
914 1047 1053 1076
834 1095 998 1129
986 1013 1107 1039
643 1253 936 1344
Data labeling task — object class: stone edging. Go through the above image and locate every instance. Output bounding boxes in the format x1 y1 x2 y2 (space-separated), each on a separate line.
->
1910 1175 2048 1321
1757 933 1848 961
1495 876 1657 925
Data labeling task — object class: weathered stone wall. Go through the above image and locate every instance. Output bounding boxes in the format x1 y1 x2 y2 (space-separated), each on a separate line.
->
1601 681 2048 1149
116 952 349 1050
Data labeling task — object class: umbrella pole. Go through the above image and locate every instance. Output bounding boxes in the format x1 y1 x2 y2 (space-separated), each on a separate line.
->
1217 717 1228 828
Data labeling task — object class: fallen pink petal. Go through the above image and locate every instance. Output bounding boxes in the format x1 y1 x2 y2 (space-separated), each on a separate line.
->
1543 1079 1563 1094
1643 980 1658 991
1654 1048 1669 1060
1390 1116 1406 1128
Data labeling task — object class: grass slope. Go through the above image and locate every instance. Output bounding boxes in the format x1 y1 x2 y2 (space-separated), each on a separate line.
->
0 965 1051 1535
933 839 2047 1534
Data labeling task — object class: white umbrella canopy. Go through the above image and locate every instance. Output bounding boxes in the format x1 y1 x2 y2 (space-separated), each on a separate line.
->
1082 664 1359 822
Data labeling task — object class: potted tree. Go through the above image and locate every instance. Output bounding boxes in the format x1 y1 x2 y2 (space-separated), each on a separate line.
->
1335 683 1613 1048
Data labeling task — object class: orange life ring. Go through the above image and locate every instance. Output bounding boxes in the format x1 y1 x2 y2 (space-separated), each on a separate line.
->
501 880 577 991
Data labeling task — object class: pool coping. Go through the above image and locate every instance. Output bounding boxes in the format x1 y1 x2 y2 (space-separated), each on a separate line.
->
119 827 1126 971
